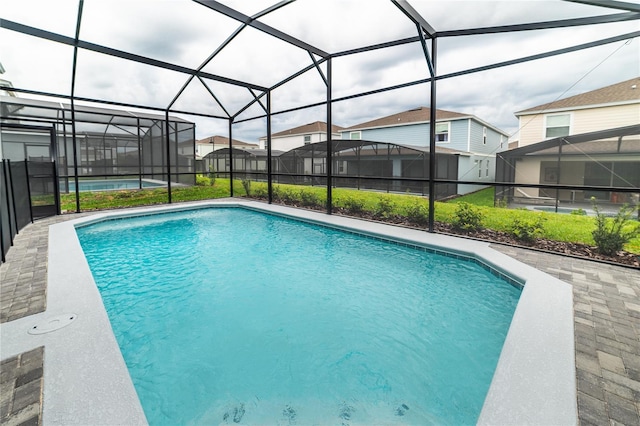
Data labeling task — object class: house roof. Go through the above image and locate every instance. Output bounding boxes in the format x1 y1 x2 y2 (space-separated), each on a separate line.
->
515 77 640 115
266 121 345 139
196 135 257 147
342 107 469 131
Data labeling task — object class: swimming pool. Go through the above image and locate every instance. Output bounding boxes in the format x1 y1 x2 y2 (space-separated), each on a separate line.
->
532 206 587 214
30 201 575 425
61 178 164 192
76 207 521 424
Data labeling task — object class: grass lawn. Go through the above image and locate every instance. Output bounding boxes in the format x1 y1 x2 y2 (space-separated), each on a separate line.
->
60 178 640 254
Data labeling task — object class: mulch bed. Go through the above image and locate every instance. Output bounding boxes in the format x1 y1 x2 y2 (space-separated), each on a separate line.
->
263 199 640 269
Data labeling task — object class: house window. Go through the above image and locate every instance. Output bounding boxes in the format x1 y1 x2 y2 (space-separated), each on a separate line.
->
435 122 449 143
545 114 570 138
477 160 482 178
486 160 489 177
303 134 311 145
483 127 487 145
350 131 361 140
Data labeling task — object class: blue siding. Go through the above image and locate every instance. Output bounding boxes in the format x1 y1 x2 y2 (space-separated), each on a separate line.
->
448 120 469 152
364 123 430 146
468 120 504 154
340 119 471 150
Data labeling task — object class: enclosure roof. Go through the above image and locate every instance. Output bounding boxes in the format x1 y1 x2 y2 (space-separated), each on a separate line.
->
266 121 345 139
1 0 639 141
281 139 463 156
524 138 640 156
204 147 283 157
196 135 257 147
515 76 640 115
0 95 193 124
401 144 470 155
499 124 640 157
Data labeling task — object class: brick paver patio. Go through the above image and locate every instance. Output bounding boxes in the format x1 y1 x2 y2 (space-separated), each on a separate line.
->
1 209 639 425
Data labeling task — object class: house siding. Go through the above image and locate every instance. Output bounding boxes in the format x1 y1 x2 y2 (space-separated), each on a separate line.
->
517 103 639 147
354 123 430 146
260 132 329 151
449 120 469 152
339 119 473 150
468 120 503 154
572 104 640 134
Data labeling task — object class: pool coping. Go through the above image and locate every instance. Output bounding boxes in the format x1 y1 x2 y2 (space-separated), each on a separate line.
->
0 200 577 425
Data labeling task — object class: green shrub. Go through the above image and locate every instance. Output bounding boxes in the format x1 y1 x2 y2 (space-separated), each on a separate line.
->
273 186 298 204
195 174 211 186
300 190 320 207
374 196 395 219
405 202 429 226
342 196 365 214
241 179 251 196
571 208 587 216
207 166 216 184
252 186 268 199
591 199 639 255
510 215 546 243
452 202 483 232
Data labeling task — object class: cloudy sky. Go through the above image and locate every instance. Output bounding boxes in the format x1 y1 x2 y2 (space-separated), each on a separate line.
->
1 0 638 144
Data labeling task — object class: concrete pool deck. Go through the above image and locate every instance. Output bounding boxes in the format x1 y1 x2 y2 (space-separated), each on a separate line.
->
1 200 638 425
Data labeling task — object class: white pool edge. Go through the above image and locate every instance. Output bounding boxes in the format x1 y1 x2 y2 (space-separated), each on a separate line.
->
0 200 577 425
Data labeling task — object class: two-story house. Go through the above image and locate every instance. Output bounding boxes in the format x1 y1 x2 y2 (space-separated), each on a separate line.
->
259 121 344 151
499 77 640 205
340 107 510 194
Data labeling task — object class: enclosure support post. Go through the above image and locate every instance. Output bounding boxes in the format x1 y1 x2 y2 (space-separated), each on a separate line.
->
428 38 437 232
555 138 563 213
4 160 18 236
49 125 61 215
24 160 33 223
70 0 84 213
267 91 273 203
228 119 234 197
326 58 333 215
165 110 172 203
137 118 143 189
70 106 80 212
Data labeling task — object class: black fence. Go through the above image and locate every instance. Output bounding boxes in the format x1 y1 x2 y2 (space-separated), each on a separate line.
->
1 159 59 263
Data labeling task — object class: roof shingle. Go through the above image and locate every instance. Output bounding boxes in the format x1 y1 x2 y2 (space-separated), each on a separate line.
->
516 77 640 115
343 107 469 131
268 121 345 138
196 135 257 147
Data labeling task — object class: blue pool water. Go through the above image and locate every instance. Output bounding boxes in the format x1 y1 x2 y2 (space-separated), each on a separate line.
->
533 206 582 214
62 179 164 192
76 208 521 425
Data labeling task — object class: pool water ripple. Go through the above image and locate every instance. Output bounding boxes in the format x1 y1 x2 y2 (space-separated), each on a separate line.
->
76 207 521 425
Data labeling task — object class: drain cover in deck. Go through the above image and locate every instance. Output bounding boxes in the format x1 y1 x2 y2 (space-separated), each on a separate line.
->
28 314 77 335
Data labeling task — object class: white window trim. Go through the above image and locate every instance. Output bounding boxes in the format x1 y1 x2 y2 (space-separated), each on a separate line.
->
435 122 450 144
482 126 487 145
544 113 572 139
350 131 361 140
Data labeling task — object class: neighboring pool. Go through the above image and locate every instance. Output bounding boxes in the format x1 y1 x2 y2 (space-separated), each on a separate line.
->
532 206 582 214
76 207 521 425
61 179 164 192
